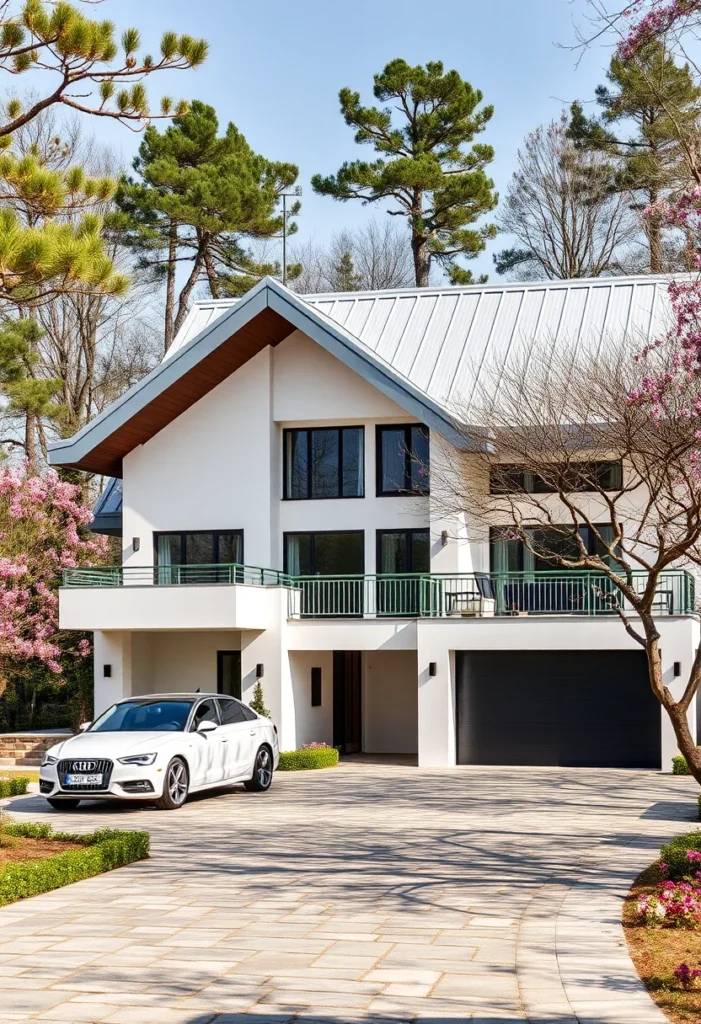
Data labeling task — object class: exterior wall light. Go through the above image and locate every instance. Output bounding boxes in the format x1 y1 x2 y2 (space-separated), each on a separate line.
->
441 531 448 547
103 664 112 678
256 663 264 679
429 662 437 676
132 537 140 552
311 667 322 706
674 661 682 677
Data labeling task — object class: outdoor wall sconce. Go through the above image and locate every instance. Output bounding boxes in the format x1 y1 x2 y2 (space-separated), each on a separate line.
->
441 531 448 547
132 537 140 552
674 662 682 677
429 662 437 676
256 663 264 679
311 667 322 706
103 664 112 678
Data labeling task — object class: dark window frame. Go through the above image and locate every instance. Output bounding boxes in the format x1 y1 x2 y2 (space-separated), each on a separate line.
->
376 424 430 497
283 426 365 501
217 650 241 700
283 530 365 576
376 529 431 575
489 524 621 573
153 530 244 566
489 460 623 495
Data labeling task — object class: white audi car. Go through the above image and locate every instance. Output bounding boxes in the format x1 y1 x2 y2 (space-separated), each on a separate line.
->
39 693 279 810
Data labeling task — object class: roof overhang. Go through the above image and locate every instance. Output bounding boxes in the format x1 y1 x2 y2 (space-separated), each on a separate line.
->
48 277 463 477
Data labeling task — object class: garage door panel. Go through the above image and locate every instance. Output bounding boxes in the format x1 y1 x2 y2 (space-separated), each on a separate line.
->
456 650 660 768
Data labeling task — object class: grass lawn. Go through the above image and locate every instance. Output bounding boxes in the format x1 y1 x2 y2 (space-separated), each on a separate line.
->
624 862 701 1023
1 769 39 783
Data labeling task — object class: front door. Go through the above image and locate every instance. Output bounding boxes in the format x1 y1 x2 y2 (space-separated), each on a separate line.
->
217 651 241 699
188 698 226 785
333 651 362 753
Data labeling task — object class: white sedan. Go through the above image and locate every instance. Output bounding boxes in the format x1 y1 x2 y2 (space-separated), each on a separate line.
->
39 693 279 810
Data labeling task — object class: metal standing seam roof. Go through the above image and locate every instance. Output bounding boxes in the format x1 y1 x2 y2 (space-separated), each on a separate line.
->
166 275 675 415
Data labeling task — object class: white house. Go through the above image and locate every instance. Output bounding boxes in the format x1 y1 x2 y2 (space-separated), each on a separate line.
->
49 274 700 769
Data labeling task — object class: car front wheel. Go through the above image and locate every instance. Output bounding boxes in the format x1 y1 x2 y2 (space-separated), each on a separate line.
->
244 746 273 792
156 757 189 810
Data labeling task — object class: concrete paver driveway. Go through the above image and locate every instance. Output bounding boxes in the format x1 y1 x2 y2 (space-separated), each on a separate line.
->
0 762 697 1024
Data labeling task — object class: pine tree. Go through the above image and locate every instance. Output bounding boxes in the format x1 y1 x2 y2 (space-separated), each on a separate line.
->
249 681 271 719
330 251 362 291
569 40 701 272
312 59 497 287
114 102 300 351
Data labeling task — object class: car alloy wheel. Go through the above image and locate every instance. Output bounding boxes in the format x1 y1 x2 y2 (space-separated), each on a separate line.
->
157 757 189 810
244 746 273 792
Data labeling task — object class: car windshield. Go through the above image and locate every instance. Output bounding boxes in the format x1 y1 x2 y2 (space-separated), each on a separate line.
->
90 700 193 732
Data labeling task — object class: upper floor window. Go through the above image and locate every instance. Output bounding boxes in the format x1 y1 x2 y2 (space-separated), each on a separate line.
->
283 427 364 500
154 530 243 584
376 424 429 496
489 460 623 495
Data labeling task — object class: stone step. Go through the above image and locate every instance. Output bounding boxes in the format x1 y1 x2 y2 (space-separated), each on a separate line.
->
0 756 42 766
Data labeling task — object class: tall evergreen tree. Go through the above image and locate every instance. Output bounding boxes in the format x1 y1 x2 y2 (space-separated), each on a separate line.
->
114 102 300 351
312 59 497 287
569 40 701 272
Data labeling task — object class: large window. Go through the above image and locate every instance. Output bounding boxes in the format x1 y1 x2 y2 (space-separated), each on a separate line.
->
490 525 619 573
490 461 623 495
284 427 364 500
377 529 430 574
155 530 243 584
285 531 365 617
376 424 429 496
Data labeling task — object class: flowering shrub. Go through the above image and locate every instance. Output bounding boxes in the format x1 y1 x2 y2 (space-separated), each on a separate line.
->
674 962 701 990
0 468 107 692
660 831 701 880
301 742 332 749
637 879 701 928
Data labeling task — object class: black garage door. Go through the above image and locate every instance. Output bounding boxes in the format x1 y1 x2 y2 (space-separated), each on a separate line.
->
456 650 660 768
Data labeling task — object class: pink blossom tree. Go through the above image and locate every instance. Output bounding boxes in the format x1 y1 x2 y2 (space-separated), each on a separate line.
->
0 467 107 697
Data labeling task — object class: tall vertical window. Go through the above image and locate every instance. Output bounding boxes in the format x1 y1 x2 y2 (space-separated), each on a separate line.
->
376 424 429 496
283 427 364 499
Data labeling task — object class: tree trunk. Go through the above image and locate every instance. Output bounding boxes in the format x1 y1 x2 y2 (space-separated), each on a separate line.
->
411 235 430 287
164 219 178 353
647 186 663 274
173 249 205 340
24 411 37 473
644 630 701 784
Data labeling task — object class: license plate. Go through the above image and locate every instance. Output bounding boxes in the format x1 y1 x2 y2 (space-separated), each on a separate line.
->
65 773 102 786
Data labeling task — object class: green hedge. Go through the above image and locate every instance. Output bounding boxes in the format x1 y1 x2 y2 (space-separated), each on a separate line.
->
278 746 339 771
660 829 701 880
672 755 691 775
0 777 29 797
0 824 149 906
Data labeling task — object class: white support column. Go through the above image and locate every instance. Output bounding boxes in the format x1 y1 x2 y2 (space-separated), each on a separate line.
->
93 631 133 718
659 619 701 769
240 589 294 750
416 622 456 767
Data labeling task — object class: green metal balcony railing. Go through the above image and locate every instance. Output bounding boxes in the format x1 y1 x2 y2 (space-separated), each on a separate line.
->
61 564 696 618
62 563 290 588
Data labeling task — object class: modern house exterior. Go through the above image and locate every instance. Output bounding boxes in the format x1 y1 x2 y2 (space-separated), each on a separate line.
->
49 274 700 769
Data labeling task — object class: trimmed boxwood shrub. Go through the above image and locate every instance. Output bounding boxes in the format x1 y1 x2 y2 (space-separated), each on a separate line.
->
0 824 149 906
672 755 692 775
660 829 701 880
278 745 339 771
0 777 29 797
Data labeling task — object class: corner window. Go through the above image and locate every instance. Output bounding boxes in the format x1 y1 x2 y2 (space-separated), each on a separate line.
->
284 427 364 500
489 461 623 494
490 524 621 572
376 424 429 496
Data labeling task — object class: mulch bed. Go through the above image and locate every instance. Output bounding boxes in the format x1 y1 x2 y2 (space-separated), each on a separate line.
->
0 836 85 867
624 862 701 1023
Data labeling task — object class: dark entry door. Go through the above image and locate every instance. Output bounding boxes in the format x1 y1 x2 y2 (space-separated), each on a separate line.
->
456 649 659 768
217 651 241 699
333 651 362 753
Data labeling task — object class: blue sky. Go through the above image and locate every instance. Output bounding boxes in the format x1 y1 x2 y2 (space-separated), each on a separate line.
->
70 0 615 281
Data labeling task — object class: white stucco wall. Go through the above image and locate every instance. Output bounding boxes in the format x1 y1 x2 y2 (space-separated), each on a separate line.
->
129 631 241 696
362 650 418 754
288 650 334 750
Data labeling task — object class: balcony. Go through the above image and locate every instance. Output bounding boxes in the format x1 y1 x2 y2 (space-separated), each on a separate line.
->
61 564 696 622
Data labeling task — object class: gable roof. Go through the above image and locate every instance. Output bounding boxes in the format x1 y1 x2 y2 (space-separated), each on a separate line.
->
49 273 675 477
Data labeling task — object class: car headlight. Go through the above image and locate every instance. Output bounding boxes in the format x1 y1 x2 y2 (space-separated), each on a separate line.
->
41 755 58 767
118 753 157 766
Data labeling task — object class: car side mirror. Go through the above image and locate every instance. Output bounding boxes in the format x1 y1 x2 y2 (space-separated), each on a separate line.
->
78 721 91 733
197 719 217 733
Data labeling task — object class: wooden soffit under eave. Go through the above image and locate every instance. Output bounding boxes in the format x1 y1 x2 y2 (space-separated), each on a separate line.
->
64 306 295 477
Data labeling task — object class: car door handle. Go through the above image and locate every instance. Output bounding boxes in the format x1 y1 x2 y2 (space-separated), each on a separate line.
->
250 730 256 736
221 738 228 743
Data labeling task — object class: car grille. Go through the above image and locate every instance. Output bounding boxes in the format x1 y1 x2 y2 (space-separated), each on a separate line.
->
57 758 113 791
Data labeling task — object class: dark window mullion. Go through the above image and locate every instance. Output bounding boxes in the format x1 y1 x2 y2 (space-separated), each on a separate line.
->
307 430 312 500
338 428 343 499
405 427 412 492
